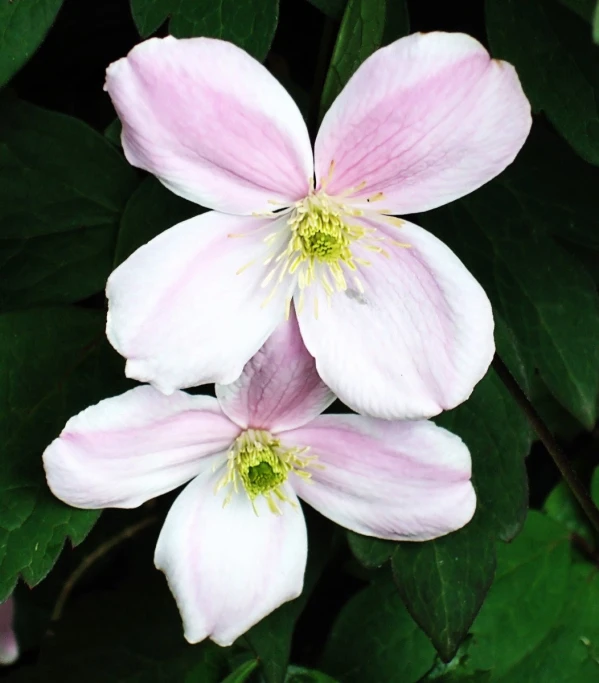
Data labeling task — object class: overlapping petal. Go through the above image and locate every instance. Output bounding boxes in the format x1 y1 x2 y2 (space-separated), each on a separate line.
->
296 217 494 420
43 386 239 509
105 37 313 214
282 415 475 541
107 212 294 394
216 310 335 433
155 469 307 645
315 32 531 214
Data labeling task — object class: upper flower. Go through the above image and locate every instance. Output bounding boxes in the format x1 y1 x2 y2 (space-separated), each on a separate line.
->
43 313 475 646
104 32 531 419
0 596 18 666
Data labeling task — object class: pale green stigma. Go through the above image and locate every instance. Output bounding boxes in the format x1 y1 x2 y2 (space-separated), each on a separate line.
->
215 429 318 514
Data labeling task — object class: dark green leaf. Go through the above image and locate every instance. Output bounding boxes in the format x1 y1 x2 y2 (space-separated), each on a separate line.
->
486 0 599 165
557 0 595 21
320 577 435 683
591 466 599 504
467 513 571 676
391 516 497 662
130 0 279 61
221 658 259 682
0 97 138 309
0 307 131 600
346 531 394 568
436 371 530 542
543 479 593 542
594 1 599 41
0 97 137 239
0 0 63 87
104 118 122 148
319 0 386 118
115 176 199 266
306 0 346 20
285 666 339 682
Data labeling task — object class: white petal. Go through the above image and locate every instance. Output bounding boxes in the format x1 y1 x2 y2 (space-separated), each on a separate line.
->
155 470 307 645
43 386 239 508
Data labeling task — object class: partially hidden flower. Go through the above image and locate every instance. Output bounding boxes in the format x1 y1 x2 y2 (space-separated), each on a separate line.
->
0 596 18 666
104 31 531 420
43 313 475 646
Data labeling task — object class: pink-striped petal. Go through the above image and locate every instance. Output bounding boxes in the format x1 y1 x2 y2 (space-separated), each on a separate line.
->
106 37 313 215
296 217 494 420
43 386 239 509
0 597 18 666
315 32 531 214
216 310 334 433
155 470 307 645
107 212 294 394
282 415 475 541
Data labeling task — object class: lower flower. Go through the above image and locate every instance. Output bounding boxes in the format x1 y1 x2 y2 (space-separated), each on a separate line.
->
43 313 475 646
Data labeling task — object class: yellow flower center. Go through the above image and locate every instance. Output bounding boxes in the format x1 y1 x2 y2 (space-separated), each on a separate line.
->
215 429 317 514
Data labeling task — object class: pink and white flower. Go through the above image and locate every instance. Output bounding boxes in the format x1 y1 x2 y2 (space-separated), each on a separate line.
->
0 596 18 666
104 31 530 420
43 313 475 646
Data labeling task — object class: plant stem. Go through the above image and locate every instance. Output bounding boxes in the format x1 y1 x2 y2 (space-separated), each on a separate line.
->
50 516 157 622
493 354 599 533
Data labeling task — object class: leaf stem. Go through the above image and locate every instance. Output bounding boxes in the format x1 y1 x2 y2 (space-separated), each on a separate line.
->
493 354 599 533
50 516 157 622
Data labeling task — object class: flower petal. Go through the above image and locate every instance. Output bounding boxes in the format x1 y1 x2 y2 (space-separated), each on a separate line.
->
216 309 335 433
315 32 531 214
107 212 294 394
0 597 18 666
282 414 475 541
43 386 239 509
106 36 313 214
155 469 307 645
296 217 494 420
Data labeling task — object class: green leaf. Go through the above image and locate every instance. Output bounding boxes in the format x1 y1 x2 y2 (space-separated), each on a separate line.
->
115 176 199 266
104 118 122 148
486 0 599 166
544 480 594 542
244 516 338 683
221 658 259 682
0 0 63 87
319 0 386 118
307 0 346 20
557 0 595 21
594 1 599 41
346 531 394 568
467 513 571 677
436 371 530 542
130 0 279 61
391 516 497 662
592 466 599 504
0 307 131 601
285 666 339 682
0 97 138 309
320 577 436 683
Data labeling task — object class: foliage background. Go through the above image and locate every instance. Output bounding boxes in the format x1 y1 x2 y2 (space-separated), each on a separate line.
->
1 0 599 681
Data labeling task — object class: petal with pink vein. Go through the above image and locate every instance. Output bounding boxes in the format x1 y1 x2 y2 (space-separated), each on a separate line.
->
315 32 531 214
216 310 335 433
106 37 313 215
295 217 494 420
107 211 294 394
282 414 475 541
155 469 307 646
43 386 239 509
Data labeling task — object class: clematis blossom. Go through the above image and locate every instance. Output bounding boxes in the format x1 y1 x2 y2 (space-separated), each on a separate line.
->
43 313 475 646
0 596 18 666
104 31 531 420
